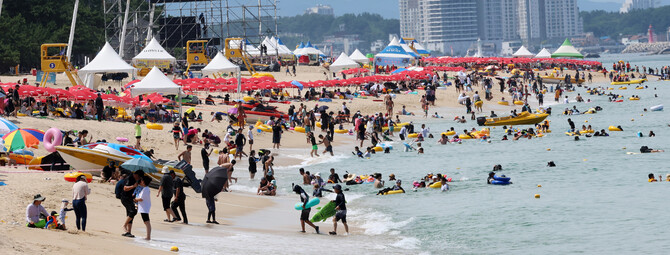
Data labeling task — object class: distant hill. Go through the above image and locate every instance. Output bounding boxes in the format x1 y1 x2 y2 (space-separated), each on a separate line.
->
581 5 670 39
578 0 620 12
278 13 399 53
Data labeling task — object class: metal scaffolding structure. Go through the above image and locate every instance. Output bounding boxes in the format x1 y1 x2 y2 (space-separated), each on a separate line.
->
103 0 279 61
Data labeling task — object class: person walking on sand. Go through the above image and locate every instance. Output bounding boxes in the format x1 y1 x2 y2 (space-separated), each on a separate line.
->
157 167 177 222
72 175 91 231
309 132 319 157
171 122 183 150
120 170 144 238
134 176 152 240
170 170 188 224
178 145 193 164
329 184 349 235
134 120 142 149
201 142 213 173
293 185 320 234
95 93 104 122
272 122 282 149
384 94 394 117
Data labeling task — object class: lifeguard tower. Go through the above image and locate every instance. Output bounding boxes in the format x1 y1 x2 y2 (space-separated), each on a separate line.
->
40 44 82 87
185 40 211 73
224 38 255 76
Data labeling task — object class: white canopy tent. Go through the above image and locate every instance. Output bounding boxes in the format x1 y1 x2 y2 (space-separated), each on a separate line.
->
130 66 181 96
535 48 552 58
512 46 534 58
275 38 294 56
329 52 360 73
349 49 369 64
79 42 136 88
132 37 176 65
201 52 240 76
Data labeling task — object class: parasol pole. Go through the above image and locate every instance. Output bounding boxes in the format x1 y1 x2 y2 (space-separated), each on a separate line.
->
66 0 79 62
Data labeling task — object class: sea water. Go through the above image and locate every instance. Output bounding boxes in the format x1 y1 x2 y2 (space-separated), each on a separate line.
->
147 54 670 254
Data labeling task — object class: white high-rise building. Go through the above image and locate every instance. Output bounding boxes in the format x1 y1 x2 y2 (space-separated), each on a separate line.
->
399 0 582 55
544 0 582 39
620 0 654 13
304 4 334 16
399 0 479 55
399 0 424 42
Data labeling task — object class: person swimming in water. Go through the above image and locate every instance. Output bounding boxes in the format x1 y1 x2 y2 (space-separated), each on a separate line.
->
640 146 663 153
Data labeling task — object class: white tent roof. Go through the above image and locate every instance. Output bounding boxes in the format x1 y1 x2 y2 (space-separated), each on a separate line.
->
298 42 321 56
535 48 552 58
80 42 136 75
349 49 369 63
261 37 278 56
201 52 240 76
132 38 176 63
551 39 584 58
330 52 360 73
130 66 181 96
375 37 412 59
398 38 420 58
512 46 534 58
229 39 261 56
275 38 294 55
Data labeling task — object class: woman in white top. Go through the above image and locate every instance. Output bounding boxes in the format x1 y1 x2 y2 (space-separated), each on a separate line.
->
72 175 91 231
134 176 152 240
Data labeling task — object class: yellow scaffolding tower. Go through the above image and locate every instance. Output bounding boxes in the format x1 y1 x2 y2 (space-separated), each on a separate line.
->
185 40 210 73
224 38 255 76
40 44 82 87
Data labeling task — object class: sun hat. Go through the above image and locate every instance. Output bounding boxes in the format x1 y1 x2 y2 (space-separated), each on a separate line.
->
33 194 46 201
162 166 170 174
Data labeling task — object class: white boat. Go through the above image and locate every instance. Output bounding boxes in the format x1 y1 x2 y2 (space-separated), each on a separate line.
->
650 104 663 111
56 143 200 190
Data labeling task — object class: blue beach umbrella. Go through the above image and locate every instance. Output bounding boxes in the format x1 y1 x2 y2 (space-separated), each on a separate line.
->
290 80 304 90
0 117 19 135
121 157 157 173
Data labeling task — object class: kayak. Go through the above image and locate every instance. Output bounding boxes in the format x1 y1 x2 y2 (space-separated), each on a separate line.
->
611 79 646 85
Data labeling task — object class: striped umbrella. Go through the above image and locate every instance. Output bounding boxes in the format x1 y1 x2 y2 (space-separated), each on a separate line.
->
2 128 45 152
0 117 18 135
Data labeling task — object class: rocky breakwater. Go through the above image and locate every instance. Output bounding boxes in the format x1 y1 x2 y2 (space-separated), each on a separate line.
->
622 42 670 54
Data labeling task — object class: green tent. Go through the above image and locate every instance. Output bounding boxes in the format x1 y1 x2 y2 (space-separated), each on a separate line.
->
551 38 584 59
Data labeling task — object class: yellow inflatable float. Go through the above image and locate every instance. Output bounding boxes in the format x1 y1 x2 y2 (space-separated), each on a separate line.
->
608 126 622 131
618 87 627 90
498 101 510 106
294 127 306 133
514 101 524 105
441 131 456 136
407 133 419 138
334 129 348 134
146 123 163 130
579 130 594 134
474 101 483 107
629 97 639 101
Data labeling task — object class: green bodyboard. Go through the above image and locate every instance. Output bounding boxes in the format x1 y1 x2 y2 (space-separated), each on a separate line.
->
310 201 337 222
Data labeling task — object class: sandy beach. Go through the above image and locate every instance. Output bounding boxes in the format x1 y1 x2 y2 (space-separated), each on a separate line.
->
0 65 621 254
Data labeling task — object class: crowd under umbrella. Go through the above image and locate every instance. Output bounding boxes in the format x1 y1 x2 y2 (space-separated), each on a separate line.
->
201 166 229 200
120 157 157 173
0 117 19 136
2 128 45 152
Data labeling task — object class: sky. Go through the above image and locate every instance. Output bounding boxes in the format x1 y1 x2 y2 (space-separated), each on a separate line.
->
276 0 670 18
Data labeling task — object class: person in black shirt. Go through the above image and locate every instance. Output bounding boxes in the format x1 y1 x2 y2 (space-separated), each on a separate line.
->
201 142 213 173
234 129 247 159
328 168 341 183
293 185 319 234
248 150 257 179
101 161 116 182
170 170 188 224
95 93 104 122
121 170 144 238
329 184 348 235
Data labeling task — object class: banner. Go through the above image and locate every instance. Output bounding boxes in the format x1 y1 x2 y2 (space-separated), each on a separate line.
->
36 71 57 84
133 59 171 69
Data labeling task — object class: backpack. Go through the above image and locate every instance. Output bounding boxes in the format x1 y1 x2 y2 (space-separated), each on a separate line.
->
115 178 127 199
